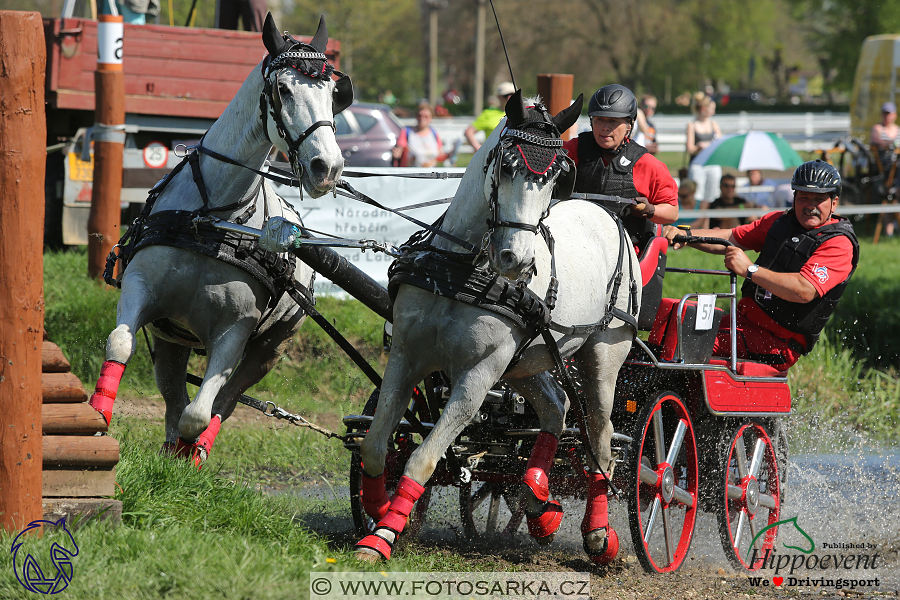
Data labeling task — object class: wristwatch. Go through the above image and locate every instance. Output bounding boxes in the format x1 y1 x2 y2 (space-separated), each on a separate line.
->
746 264 759 281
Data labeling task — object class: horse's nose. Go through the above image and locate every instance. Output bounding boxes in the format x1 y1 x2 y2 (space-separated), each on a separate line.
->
498 249 522 274
308 156 341 188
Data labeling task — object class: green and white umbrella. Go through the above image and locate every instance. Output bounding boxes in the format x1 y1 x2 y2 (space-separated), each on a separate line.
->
691 131 804 171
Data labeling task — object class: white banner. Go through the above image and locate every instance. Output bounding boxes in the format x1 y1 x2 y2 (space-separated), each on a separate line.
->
275 167 465 295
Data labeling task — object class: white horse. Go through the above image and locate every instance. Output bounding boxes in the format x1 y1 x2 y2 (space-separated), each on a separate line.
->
89 13 347 465
355 91 641 564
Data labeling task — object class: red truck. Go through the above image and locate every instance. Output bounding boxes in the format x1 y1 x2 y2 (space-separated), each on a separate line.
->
42 15 339 246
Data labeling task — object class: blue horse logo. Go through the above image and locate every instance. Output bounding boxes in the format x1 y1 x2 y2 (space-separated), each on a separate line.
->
10 517 79 594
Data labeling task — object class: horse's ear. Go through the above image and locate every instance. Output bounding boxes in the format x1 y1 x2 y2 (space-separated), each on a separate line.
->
262 13 287 56
553 93 583 134
309 16 328 53
505 89 525 127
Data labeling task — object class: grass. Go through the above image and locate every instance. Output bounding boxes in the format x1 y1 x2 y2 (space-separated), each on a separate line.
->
0 440 487 600
15 236 897 598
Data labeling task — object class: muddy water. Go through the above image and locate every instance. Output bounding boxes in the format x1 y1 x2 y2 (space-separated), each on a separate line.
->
278 450 900 592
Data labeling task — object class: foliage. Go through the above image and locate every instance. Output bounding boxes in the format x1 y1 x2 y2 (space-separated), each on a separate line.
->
282 0 425 105
787 0 900 93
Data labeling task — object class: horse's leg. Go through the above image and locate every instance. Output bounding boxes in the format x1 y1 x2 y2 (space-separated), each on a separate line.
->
506 372 570 544
88 279 153 425
574 330 632 565
356 356 507 562
178 322 255 442
357 348 431 525
150 336 193 456
200 310 306 461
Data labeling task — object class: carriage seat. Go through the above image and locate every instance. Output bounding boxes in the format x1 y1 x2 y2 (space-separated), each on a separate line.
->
635 229 668 331
708 359 784 378
646 298 724 364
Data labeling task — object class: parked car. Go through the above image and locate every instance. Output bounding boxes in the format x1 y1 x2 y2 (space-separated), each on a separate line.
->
335 102 403 167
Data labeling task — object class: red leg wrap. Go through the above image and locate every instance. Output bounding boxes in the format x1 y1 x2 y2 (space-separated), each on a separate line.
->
589 527 619 565
527 499 564 541
173 437 192 459
581 472 609 535
159 442 177 456
361 471 391 521
194 415 221 455
378 476 424 533
523 432 558 503
355 531 394 560
89 360 126 426
189 415 222 469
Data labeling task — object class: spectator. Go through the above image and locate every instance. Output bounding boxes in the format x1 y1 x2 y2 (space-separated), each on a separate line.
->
686 92 723 203
870 101 899 236
218 0 267 32
744 169 777 208
633 94 659 154
663 160 859 371
392 102 448 168
116 0 159 24
706 173 757 230
674 179 707 228
464 82 515 153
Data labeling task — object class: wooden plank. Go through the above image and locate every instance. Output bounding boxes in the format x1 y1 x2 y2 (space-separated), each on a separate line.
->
46 18 340 118
43 436 119 468
43 498 122 525
43 403 108 435
42 341 71 372
43 468 116 497
43 372 88 403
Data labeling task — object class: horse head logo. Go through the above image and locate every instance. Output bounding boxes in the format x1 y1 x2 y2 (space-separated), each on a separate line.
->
10 517 79 594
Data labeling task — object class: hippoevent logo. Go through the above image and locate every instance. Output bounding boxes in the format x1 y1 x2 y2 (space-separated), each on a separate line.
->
745 517 881 591
10 518 80 594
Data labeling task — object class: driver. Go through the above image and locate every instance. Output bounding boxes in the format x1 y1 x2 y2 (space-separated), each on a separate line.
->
562 83 679 242
662 160 859 370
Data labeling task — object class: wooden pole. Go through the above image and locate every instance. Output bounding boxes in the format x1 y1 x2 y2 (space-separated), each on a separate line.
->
537 74 576 140
473 0 486 116
87 5 125 279
428 6 439 106
0 10 46 533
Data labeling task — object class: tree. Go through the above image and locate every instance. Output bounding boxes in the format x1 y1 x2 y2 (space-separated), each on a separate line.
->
284 0 424 104
787 0 900 93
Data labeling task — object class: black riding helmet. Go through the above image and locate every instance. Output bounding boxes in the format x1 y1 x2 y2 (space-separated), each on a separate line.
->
587 84 638 122
791 159 842 196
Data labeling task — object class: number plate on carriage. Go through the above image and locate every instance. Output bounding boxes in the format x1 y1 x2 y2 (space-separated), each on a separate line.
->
695 294 716 331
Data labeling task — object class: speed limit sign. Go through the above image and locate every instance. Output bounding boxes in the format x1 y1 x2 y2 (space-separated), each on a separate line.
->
143 142 168 168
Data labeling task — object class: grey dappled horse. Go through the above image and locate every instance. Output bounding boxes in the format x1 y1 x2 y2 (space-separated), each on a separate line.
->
355 92 641 563
89 14 346 464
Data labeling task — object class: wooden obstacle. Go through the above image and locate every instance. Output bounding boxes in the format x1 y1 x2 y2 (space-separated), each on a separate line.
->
41 333 122 523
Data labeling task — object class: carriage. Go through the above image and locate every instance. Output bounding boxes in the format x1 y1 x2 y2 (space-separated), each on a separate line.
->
95 15 790 576
340 217 790 574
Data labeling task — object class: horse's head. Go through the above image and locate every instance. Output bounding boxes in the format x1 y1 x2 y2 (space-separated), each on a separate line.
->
261 14 350 197
483 90 583 280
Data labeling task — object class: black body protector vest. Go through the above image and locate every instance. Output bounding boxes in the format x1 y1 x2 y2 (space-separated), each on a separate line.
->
573 132 651 241
742 210 859 353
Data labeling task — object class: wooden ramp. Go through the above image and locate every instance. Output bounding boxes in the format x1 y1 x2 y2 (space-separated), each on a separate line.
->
42 334 122 524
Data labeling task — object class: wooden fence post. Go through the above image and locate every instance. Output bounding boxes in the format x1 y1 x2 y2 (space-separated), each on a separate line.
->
537 74 576 140
0 10 47 533
87 2 125 279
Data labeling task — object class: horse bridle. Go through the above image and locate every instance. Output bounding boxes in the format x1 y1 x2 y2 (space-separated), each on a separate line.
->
483 105 575 241
259 41 353 178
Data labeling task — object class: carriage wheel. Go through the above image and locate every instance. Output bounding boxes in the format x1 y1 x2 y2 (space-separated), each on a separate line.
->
627 392 699 574
459 481 526 540
348 389 432 538
716 420 781 571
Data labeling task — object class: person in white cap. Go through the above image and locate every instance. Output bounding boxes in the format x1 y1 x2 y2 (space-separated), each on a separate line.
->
464 81 516 152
